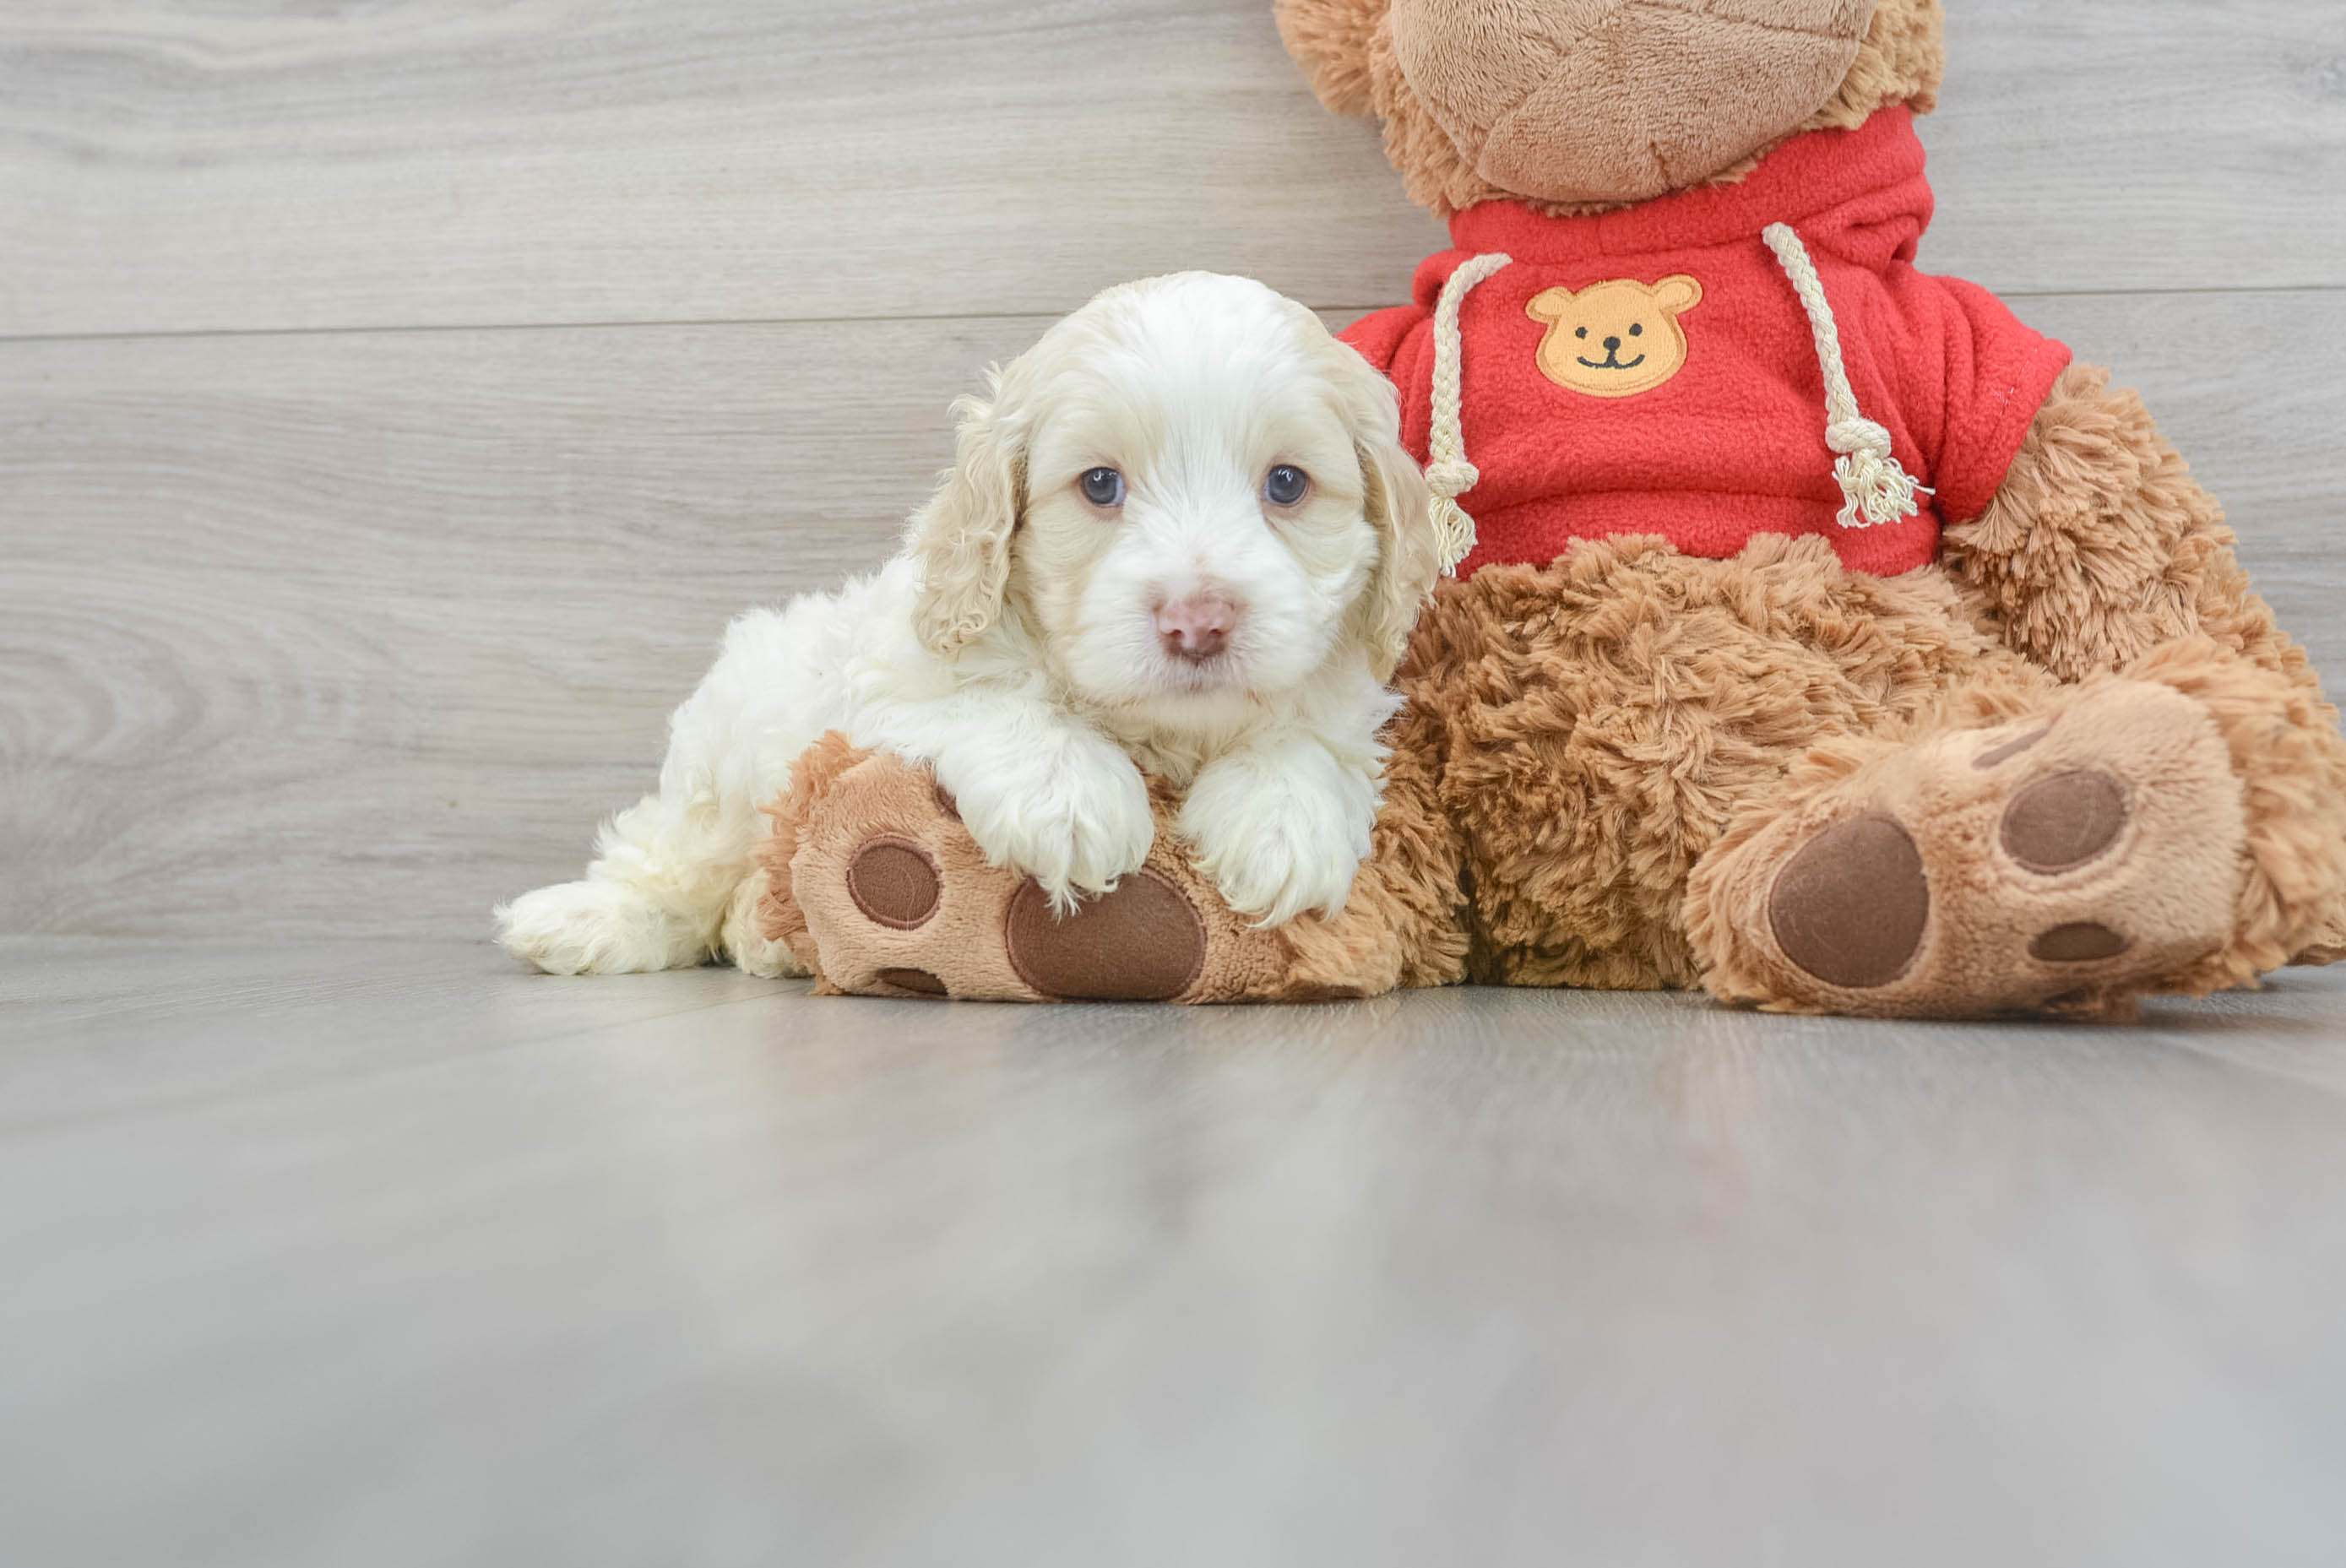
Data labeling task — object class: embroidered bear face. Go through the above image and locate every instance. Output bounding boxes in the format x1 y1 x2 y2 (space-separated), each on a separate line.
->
1525 275 1704 398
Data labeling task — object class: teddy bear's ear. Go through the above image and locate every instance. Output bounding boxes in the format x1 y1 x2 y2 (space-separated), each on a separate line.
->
1525 285 1577 324
1273 0 1391 118
1653 275 1704 316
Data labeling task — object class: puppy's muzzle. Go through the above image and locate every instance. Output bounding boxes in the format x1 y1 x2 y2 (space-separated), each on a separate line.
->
1154 592 1241 664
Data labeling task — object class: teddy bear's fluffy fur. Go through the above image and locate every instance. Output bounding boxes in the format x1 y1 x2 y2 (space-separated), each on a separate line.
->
756 0 2346 1018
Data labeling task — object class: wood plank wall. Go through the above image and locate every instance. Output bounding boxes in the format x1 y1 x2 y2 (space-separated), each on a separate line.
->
4 1 2343 939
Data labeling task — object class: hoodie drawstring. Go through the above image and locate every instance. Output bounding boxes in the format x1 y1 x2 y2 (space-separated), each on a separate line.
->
1761 222 1929 529
1425 251 1512 573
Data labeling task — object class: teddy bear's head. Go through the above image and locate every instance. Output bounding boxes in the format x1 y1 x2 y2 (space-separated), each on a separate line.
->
1274 0 1945 215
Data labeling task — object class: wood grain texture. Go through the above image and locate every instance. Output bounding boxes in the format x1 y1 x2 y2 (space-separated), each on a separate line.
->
1935 1 2346 297
8 290 2344 937
1 0 2341 339
0 0 1447 338
3 938 2343 1566
2 315 1028 936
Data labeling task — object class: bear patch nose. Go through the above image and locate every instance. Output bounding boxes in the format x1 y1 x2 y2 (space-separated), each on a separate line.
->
1604 336 1622 353
1154 592 1240 663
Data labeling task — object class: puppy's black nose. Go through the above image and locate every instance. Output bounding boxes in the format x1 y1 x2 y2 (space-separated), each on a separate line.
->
1603 336 1622 353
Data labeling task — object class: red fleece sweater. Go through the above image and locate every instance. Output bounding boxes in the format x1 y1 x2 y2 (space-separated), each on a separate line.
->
1342 108 2072 578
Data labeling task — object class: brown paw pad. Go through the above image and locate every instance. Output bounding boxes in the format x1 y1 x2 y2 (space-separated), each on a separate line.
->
1004 869 1207 1001
874 966 949 996
2029 923 2131 963
1768 812 1930 990
1973 726 2050 771
1288 983 1367 1003
2001 768 2128 874
847 838 940 930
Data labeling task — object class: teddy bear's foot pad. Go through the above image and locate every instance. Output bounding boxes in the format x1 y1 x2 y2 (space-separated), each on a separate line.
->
1765 814 1931 989
1699 681 2250 1017
1768 763 2142 988
757 741 1301 1003
1002 873 1207 1001
849 861 1205 1001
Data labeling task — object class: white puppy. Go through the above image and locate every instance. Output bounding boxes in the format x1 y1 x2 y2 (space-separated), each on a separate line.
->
497 272 1436 976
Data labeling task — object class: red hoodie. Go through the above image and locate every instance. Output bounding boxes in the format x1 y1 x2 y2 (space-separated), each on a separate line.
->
1341 108 2072 578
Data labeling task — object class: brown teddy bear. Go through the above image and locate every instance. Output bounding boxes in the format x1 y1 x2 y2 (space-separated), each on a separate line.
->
755 0 2346 1019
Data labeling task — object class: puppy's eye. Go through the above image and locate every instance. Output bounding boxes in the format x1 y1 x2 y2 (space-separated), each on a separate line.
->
1079 467 1125 508
1629 322 1644 337
1575 326 1589 339
1263 464 1310 507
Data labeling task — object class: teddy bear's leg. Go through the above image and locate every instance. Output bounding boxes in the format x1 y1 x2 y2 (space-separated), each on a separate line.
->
1396 535 2030 990
1686 639 2346 1018
752 733 1464 1003
1942 362 2346 963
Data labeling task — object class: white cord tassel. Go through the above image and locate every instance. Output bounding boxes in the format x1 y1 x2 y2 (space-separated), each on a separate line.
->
1762 222 1930 529
1425 252 1512 573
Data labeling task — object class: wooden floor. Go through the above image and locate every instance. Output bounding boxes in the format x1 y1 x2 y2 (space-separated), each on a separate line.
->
3 936 2344 1566
6 3 2346 1560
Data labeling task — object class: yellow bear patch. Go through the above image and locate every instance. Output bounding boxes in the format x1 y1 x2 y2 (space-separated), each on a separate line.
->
1526 275 1704 398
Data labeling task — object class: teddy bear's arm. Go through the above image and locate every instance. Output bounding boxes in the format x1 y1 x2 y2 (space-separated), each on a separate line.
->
1942 364 2324 696
1338 304 1436 472
1339 302 1430 379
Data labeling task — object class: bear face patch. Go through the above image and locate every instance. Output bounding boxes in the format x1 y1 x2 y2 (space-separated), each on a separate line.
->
1526 275 1702 398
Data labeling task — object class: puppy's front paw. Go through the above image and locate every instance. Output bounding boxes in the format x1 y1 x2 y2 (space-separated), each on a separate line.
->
1180 750 1374 927
720 867 809 979
944 733 1154 909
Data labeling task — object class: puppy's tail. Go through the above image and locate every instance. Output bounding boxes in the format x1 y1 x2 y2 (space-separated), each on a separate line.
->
496 790 749 973
494 875 714 974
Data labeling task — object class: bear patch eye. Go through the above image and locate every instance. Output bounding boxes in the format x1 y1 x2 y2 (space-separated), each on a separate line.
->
1263 464 1311 507
1575 326 1588 339
1080 467 1125 508
1629 322 1643 337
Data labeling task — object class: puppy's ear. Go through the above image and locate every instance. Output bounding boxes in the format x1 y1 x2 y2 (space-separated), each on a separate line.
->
1317 331 1438 683
1274 0 1392 118
910 377 1028 658
1349 435 1439 684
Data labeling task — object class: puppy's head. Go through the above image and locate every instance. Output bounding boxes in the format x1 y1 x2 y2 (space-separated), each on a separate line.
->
910 273 1436 719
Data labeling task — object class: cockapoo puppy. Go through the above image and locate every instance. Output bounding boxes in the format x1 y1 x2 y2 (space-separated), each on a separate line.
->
497 272 1438 977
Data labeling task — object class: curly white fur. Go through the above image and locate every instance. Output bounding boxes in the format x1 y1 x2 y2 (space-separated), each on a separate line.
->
497 272 1436 975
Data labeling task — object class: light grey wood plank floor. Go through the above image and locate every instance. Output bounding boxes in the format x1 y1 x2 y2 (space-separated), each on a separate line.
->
3 938 2343 1567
